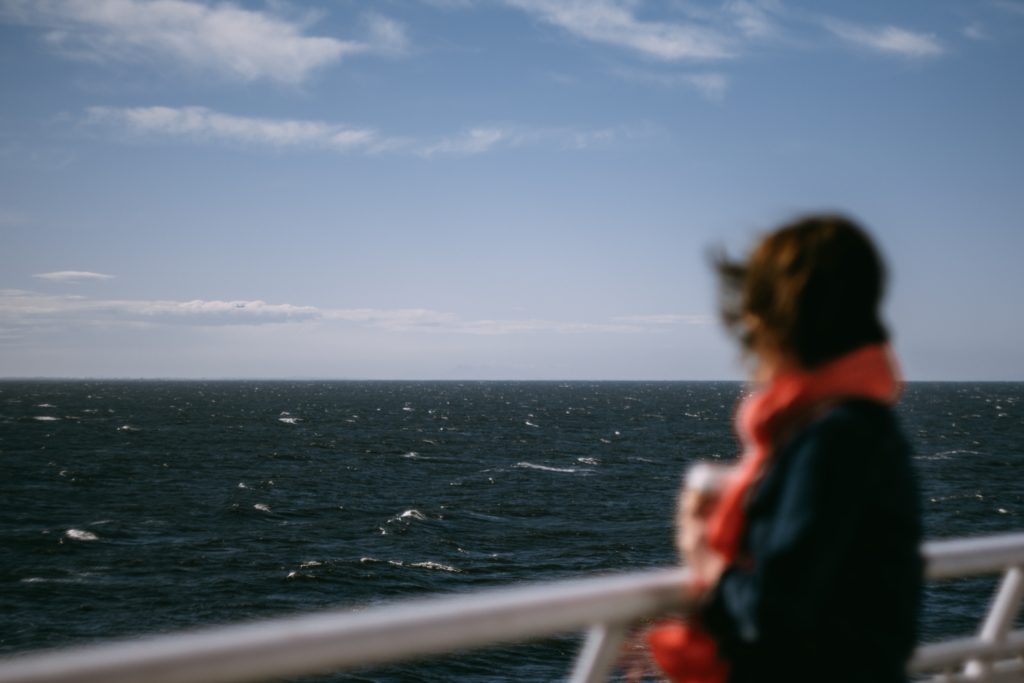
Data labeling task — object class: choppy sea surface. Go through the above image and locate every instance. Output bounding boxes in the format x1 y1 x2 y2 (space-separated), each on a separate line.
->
1 381 1021 681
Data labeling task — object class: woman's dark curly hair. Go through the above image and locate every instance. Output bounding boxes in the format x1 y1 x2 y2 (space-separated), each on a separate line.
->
716 214 889 369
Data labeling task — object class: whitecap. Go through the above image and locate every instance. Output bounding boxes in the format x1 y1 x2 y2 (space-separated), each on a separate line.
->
278 417 300 425
36 403 56 408
299 560 323 568
402 451 420 459
399 509 427 521
402 404 415 412
34 416 59 422
238 482 248 489
254 503 271 512
116 425 140 432
524 420 539 428
65 529 98 541
515 462 577 474
577 457 599 465
409 561 461 573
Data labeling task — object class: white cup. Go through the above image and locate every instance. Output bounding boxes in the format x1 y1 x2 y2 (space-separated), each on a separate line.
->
682 461 733 518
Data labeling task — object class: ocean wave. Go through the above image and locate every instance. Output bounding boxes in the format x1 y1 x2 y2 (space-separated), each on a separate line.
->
64 529 99 541
409 561 461 573
357 557 461 573
34 416 59 422
399 509 427 521
515 462 578 474
20 577 83 584
253 503 271 512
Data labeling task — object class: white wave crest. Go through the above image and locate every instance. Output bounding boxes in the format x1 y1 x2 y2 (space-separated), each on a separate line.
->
409 561 461 573
34 416 59 421
65 529 99 541
254 503 271 512
399 509 427 521
515 462 577 473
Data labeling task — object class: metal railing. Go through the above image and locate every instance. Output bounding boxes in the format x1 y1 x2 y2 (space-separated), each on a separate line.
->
0 532 1022 683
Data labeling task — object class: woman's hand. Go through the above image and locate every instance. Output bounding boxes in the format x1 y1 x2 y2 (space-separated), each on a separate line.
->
677 488 728 589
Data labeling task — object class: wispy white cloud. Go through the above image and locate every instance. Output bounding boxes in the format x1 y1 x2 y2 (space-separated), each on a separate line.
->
610 67 728 100
0 290 318 325
33 270 115 283
85 106 627 156
505 0 734 60
417 124 621 157
724 0 781 39
992 1 1024 16
87 106 379 151
823 19 944 58
962 23 988 41
1 0 406 84
419 128 509 157
0 290 709 335
611 313 712 325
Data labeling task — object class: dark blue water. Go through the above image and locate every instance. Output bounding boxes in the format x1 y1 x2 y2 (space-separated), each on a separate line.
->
0 381 1021 680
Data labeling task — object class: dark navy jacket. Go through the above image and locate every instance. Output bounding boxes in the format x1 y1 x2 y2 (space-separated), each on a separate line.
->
700 399 922 683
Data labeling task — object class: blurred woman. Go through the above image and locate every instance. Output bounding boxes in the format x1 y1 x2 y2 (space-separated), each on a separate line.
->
647 215 922 683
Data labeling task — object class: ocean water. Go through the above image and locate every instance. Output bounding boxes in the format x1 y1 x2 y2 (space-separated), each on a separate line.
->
0 380 1021 681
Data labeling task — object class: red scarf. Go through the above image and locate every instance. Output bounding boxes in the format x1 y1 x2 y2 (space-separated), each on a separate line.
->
648 344 900 683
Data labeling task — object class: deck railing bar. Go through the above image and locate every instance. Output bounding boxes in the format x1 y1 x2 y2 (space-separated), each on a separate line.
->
0 569 689 683
568 622 629 683
908 630 1024 672
965 566 1024 679
0 533 1022 683
923 534 1024 580
918 660 1024 683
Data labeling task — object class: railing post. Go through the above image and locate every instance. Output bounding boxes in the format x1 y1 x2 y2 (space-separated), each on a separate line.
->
569 622 630 683
964 565 1024 680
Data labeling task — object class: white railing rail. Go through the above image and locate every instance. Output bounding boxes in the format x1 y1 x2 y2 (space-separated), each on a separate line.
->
0 532 1021 683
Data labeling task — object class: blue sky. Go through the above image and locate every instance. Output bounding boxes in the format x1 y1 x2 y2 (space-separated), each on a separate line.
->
1 0 1022 380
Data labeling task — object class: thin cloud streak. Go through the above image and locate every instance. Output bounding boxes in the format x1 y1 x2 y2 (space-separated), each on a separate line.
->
610 67 729 100
1 0 406 84
0 290 709 335
87 106 379 151
85 106 628 156
505 0 735 60
33 270 115 283
823 19 944 58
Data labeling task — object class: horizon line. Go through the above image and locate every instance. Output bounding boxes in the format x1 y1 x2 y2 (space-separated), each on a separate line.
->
1 377 1021 383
